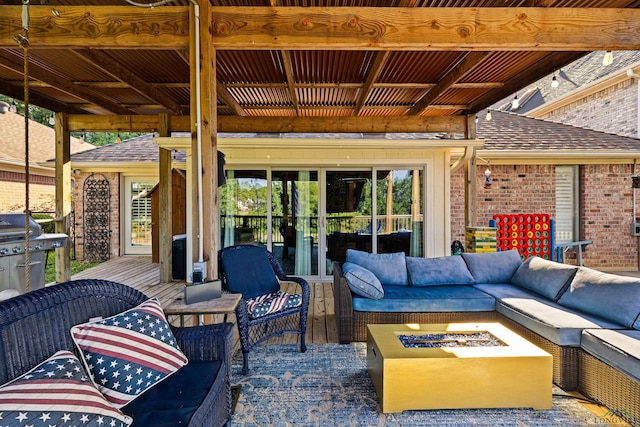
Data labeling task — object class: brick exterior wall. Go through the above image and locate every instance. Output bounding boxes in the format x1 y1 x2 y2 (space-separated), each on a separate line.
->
542 79 639 138
73 172 121 261
451 163 640 270
0 170 56 212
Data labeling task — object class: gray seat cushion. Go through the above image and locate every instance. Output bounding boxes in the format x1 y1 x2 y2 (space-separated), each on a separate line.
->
581 329 640 383
352 285 495 313
558 268 640 329
475 283 623 346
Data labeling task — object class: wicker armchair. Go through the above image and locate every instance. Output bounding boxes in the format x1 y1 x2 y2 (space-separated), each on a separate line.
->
0 279 234 427
219 244 310 374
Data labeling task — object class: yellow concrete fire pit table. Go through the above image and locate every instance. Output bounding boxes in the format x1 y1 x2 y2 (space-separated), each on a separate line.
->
366 322 552 413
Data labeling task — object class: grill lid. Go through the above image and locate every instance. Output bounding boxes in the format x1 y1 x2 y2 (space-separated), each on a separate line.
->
0 213 42 242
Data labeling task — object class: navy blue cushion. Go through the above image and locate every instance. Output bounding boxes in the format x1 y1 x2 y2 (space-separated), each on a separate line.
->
122 360 222 427
406 256 474 286
510 256 578 301
221 246 280 299
461 250 522 284
342 262 384 299
346 249 408 286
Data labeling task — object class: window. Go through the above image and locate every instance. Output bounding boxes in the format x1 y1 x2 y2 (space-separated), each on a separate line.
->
555 165 579 244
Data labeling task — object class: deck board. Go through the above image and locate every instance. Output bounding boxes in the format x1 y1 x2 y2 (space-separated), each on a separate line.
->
70 256 337 344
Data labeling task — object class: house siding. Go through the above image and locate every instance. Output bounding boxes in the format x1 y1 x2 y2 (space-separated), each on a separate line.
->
0 170 56 212
451 163 640 270
541 79 639 138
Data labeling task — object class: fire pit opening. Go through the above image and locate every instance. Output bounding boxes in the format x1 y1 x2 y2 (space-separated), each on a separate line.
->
398 332 506 348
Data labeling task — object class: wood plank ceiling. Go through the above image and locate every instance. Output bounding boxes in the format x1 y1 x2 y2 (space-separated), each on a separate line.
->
1 0 639 133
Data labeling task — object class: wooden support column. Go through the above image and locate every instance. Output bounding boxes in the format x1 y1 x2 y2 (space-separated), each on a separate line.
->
464 114 477 228
158 113 172 283
189 0 218 281
54 112 71 283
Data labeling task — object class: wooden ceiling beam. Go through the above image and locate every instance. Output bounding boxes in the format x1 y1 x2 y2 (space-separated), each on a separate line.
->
281 51 301 115
210 7 640 50
354 51 389 116
0 6 189 49
0 78 84 114
72 49 184 115
2 7 640 50
465 51 587 114
0 51 133 115
65 114 467 133
408 51 490 116
216 81 246 116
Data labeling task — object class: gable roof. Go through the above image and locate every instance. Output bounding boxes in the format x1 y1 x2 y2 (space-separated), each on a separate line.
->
0 111 94 165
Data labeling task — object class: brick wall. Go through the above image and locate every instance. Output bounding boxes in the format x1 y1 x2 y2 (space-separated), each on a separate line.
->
0 170 56 212
451 163 640 270
542 79 638 138
73 172 121 260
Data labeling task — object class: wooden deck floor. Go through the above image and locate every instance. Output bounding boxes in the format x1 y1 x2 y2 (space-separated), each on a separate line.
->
70 256 338 344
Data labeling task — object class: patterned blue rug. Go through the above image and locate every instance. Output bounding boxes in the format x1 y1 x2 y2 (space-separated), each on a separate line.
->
230 343 601 426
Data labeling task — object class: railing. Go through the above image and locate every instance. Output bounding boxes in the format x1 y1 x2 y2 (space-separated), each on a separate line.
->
221 214 423 245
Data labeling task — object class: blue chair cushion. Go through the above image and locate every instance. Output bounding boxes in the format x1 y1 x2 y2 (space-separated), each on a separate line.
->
221 246 280 299
461 250 522 284
510 256 578 301
352 285 495 312
246 291 303 319
342 262 384 299
122 360 222 427
406 256 474 286
346 249 408 286
557 268 640 329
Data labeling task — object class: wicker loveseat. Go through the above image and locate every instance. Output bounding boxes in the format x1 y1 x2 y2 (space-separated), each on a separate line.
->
334 249 640 426
0 279 234 427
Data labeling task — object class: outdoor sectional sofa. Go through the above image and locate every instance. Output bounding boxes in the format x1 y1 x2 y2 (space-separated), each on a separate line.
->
334 249 640 425
0 279 234 427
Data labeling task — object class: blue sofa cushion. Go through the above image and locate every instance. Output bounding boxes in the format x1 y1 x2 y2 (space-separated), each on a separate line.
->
510 256 578 301
220 246 280 299
352 285 495 312
475 283 622 346
342 262 384 299
406 256 475 286
122 360 222 427
346 249 408 286
581 329 640 383
461 250 522 284
557 268 640 329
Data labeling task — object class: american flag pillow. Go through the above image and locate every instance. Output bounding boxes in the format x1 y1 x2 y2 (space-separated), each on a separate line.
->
70 297 188 408
246 290 302 319
0 350 132 427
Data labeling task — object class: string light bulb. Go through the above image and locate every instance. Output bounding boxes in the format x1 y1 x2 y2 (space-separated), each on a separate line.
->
48 113 55 125
603 51 613 66
9 101 17 113
79 130 85 144
116 131 122 144
511 95 519 110
485 110 492 121
484 161 492 189
551 75 559 88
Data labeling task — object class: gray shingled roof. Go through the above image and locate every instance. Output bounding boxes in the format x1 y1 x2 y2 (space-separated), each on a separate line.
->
477 110 640 151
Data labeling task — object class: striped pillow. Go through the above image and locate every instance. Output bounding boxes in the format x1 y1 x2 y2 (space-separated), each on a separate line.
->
71 298 188 408
246 291 302 319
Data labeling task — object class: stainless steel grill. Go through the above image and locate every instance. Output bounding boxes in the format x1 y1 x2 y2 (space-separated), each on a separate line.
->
0 213 67 296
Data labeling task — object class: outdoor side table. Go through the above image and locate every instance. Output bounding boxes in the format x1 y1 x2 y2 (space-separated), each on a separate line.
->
165 292 241 327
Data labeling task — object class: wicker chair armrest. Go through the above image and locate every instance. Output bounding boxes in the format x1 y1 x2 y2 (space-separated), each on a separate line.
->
332 261 354 343
173 322 234 371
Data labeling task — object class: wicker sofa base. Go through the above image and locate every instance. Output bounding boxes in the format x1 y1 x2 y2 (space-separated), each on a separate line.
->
352 311 497 342
498 314 580 391
579 350 640 427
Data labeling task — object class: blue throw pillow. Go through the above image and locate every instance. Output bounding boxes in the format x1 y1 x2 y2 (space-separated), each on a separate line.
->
406 256 474 286
461 250 522 284
342 262 384 299
346 249 408 285
510 256 578 301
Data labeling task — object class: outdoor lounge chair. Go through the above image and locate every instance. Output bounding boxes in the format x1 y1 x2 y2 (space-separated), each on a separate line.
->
218 244 310 374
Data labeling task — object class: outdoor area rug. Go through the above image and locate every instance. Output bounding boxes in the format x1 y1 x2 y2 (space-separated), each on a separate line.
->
230 343 605 427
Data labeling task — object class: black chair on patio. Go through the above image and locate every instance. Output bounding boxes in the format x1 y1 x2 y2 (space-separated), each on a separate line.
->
218 244 310 374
